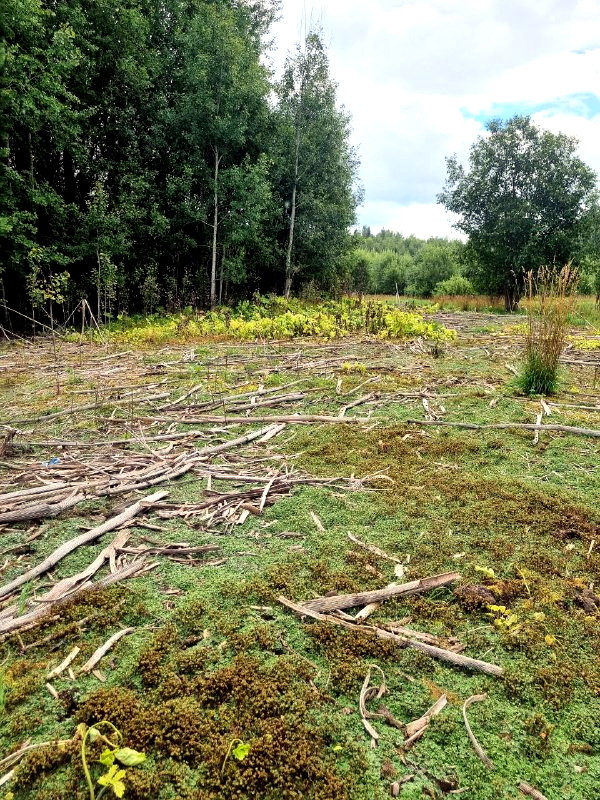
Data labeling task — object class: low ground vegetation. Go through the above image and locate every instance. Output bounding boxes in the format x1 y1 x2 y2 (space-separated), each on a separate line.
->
0 302 599 799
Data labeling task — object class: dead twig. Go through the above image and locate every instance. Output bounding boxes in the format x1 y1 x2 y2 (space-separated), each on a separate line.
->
403 695 447 748
47 646 81 679
359 665 388 747
347 533 403 564
462 694 494 768
518 782 549 800
0 491 167 601
278 596 503 676
79 627 136 674
406 418 600 439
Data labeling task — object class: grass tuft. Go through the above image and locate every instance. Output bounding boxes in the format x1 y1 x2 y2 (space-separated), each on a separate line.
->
518 264 579 395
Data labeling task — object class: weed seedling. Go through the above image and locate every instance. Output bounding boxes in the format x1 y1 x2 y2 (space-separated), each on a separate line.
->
220 738 250 778
79 720 145 799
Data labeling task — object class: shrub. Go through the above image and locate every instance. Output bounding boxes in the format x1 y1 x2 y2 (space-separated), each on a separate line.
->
517 265 579 395
100 297 456 346
432 275 475 296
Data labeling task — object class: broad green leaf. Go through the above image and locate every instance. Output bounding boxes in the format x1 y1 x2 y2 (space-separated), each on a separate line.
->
114 747 146 766
99 748 116 767
232 742 250 761
475 565 496 579
98 765 126 798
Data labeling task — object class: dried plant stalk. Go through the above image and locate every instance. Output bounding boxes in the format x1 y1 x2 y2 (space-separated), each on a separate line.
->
519 264 579 395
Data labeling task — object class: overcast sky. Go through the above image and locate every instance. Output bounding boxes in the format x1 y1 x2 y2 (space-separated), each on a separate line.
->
270 0 600 239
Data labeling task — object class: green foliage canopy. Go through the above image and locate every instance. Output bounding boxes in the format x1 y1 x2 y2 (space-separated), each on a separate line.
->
438 116 597 310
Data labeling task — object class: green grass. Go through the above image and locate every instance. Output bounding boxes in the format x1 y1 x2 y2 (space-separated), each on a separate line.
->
0 313 599 799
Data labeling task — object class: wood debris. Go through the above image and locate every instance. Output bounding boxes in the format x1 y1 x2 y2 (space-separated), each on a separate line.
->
0 491 167 601
462 694 494 768
403 695 448 748
406 418 600 439
79 627 136 674
278 589 503 677
47 646 81 679
518 782 549 800
301 572 460 614
359 665 389 746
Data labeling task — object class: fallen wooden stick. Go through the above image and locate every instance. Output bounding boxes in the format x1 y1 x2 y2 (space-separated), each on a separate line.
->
47 646 81 679
347 533 403 564
4 392 170 426
277 596 503 676
403 695 447 747
301 572 460 614
80 627 136 674
0 492 85 524
462 694 494 768
406 419 600 439
0 491 167 601
0 560 149 638
152 413 373 425
31 421 280 449
518 782 549 800
359 665 387 746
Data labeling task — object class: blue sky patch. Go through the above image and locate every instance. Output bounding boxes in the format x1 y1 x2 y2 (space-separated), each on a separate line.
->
462 93 600 124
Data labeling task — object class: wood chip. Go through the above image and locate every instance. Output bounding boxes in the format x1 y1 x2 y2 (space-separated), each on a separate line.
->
310 511 325 532
45 682 59 700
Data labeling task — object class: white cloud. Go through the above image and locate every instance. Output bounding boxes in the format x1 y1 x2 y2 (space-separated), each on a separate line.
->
361 201 465 240
271 1 600 239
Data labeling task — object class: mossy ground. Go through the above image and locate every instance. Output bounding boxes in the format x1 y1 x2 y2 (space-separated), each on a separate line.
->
0 311 599 799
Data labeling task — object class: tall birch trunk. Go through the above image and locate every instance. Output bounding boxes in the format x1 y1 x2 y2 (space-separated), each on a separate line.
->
284 129 300 299
210 148 221 309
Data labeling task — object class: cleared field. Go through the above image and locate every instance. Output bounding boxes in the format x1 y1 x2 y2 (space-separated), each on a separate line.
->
0 310 599 800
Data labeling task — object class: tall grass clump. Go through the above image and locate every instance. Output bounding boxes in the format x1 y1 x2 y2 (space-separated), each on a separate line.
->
518 264 579 395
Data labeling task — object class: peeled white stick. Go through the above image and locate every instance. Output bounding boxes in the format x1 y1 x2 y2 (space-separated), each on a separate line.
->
47 646 81 679
79 628 136 674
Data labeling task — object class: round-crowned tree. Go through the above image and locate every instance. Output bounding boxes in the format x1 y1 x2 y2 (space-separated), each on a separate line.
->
438 116 597 310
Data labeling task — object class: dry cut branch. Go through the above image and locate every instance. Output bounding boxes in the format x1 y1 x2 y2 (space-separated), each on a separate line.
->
301 572 460 613
518 782 549 800
0 490 167 601
277 595 503 676
79 627 136 673
406 418 600 439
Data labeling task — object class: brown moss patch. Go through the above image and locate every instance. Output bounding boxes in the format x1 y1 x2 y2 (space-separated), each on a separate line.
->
59 651 353 800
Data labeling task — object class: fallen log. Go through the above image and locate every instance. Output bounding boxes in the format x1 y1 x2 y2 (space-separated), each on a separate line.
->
278 595 503 677
0 492 85 524
301 572 460 614
0 490 167 601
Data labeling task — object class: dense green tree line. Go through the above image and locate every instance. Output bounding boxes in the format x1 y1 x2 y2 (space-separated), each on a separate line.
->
346 230 468 297
0 0 358 323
